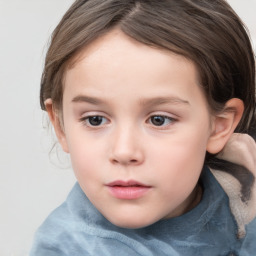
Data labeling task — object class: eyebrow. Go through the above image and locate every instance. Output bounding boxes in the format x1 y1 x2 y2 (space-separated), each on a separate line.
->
71 95 190 106
72 95 107 105
138 96 190 107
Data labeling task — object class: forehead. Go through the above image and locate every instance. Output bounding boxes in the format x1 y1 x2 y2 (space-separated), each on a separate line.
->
68 29 197 69
63 29 207 109
65 29 199 84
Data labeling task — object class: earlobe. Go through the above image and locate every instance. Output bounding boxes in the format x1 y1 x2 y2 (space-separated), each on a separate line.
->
206 98 244 154
44 99 69 153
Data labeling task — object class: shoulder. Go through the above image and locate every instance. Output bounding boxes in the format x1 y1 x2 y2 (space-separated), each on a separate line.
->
30 203 71 255
238 217 256 254
30 183 90 256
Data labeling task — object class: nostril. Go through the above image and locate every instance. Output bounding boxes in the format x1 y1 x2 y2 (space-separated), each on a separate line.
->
111 159 119 164
110 157 141 165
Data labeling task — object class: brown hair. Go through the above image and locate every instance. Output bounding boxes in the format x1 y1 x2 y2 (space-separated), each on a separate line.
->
40 0 255 137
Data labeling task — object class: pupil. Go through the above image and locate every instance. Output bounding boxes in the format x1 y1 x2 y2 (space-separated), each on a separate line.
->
151 116 165 126
89 116 103 126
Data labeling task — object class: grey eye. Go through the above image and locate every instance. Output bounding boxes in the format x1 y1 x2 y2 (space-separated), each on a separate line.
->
149 115 174 127
150 116 166 126
88 116 105 126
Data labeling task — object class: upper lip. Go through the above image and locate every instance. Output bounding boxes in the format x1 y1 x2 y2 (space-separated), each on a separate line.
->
106 180 151 187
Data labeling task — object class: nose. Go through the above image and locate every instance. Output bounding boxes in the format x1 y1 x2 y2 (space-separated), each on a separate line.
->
109 126 144 166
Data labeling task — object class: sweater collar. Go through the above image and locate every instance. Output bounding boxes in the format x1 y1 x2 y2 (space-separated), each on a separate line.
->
210 133 256 239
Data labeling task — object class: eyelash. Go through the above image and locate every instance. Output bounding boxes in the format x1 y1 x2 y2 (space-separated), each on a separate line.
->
147 115 176 128
79 114 177 129
79 115 109 128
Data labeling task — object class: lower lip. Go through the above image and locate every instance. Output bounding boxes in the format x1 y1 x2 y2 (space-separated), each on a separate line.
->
107 186 151 200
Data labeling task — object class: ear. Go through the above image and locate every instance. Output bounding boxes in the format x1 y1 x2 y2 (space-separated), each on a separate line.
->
44 99 69 153
206 98 244 154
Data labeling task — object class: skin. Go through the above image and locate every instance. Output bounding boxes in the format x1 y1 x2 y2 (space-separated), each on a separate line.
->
46 29 244 229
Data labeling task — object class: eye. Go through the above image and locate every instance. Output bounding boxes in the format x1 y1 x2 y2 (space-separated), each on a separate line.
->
81 115 108 127
148 115 175 127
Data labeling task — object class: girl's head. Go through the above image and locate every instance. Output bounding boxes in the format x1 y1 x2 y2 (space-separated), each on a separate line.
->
41 0 255 228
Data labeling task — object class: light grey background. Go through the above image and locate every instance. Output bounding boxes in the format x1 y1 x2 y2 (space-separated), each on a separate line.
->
0 1 255 255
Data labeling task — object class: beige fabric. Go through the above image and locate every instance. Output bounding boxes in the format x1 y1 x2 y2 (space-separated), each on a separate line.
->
210 134 256 238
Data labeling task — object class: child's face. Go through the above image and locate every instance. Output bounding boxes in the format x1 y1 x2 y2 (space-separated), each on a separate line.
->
59 30 215 228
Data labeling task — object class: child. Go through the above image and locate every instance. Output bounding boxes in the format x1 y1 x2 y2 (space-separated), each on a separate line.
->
30 0 256 255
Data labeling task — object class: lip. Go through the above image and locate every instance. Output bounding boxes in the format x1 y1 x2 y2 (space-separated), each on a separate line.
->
106 180 152 200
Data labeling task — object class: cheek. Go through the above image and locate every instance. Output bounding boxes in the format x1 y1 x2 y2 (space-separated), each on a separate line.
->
65 132 104 181
149 126 209 186
154 126 208 163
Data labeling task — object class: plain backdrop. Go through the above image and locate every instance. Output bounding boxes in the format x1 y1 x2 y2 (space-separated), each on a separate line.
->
0 0 255 255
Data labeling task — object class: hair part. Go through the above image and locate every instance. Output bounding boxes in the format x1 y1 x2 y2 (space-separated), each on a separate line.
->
40 0 256 138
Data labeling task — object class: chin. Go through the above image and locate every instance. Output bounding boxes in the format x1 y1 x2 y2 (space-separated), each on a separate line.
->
106 214 158 229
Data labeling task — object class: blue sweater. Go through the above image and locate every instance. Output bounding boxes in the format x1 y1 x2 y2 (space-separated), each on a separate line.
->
30 167 256 256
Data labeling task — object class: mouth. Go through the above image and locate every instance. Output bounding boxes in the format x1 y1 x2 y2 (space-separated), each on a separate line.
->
106 180 152 200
